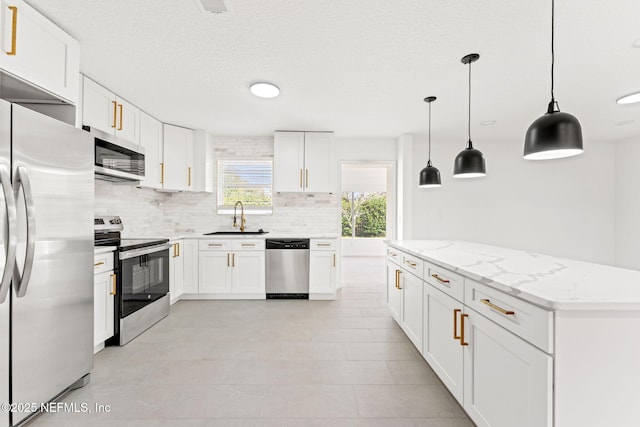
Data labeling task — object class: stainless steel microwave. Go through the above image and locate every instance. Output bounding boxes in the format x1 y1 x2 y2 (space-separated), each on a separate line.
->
84 126 145 182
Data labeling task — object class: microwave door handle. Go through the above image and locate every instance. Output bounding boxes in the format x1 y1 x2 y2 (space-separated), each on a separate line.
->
13 166 36 298
0 165 17 304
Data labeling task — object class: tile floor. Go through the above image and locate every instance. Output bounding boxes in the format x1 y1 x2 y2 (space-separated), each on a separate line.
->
29 282 474 427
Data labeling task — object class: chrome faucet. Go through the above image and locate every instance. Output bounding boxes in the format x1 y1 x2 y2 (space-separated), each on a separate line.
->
233 201 246 232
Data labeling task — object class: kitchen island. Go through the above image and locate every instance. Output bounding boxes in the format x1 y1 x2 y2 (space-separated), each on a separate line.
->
385 240 640 427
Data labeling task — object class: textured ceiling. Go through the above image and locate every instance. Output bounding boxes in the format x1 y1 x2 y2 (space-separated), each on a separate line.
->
25 0 640 141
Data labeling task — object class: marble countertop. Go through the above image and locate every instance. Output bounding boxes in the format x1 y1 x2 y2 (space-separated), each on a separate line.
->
386 240 640 311
94 246 116 255
165 233 339 240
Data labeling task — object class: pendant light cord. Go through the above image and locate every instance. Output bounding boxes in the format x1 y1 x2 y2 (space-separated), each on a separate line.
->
427 102 432 165
467 60 472 147
551 0 555 102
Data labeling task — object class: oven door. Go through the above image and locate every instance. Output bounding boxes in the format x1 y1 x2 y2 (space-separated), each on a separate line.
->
119 244 170 317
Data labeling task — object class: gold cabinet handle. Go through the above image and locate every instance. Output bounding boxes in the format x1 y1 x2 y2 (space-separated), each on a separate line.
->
117 104 123 130
94 261 105 267
389 251 398 257
241 243 255 247
431 273 450 284
111 101 117 128
480 299 515 316
394 269 399 289
172 243 177 258
6 6 17 55
299 169 303 188
232 253 235 267
333 253 336 267
209 243 223 247
404 260 417 268
396 270 402 290
227 253 230 267
177 243 180 257
305 169 309 189
110 274 117 295
160 162 165 184
460 313 469 346
187 167 192 186
453 308 461 340
317 243 331 247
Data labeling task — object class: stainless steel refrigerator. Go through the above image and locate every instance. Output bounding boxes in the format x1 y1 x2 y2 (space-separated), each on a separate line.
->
0 99 94 427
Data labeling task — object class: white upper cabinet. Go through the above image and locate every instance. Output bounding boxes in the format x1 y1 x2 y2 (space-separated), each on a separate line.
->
273 131 336 193
0 0 80 103
82 76 140 145
162 124 194 191
138 111 163 189
191 130 214 193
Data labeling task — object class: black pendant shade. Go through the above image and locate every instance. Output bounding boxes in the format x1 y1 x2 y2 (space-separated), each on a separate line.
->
419 161 441 188
454 53 486 178
524 0 583 160
419 96 441 188
453 141 486 178
524 102 583 160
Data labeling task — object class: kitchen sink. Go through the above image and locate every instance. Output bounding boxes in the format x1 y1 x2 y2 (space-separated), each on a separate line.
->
203 230 268 235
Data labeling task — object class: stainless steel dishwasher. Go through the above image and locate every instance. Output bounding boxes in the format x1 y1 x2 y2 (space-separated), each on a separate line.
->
265 239 310 299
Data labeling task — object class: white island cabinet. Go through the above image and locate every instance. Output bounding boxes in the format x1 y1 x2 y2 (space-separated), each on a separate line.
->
385 240 640 427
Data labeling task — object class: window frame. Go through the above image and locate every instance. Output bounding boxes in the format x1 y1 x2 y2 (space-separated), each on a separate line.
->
216 157 273 215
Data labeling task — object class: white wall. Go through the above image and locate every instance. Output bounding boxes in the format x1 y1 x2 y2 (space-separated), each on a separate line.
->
410 136 616 265
614 136 640 269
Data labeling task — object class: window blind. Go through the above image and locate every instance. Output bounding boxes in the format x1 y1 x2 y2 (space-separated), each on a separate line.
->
216 159 273 214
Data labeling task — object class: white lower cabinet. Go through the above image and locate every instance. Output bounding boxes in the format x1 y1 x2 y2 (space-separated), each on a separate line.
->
182 239 199 293
385 260 402 322
400 271 423 351
93 250 115 352
309 239 337 299
169 240 184 304
387 245 554 427
198 240 265 298
423 284 464 402
463 308 552 427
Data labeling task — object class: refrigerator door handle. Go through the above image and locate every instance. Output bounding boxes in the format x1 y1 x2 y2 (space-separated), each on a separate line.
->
0 164 17 303
13 165 36 298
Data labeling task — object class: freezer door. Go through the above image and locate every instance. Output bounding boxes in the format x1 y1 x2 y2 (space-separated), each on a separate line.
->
0 99 11 427
11 105 94 424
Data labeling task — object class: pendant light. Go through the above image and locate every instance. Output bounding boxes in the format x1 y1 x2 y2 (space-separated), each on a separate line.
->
524 0 583 160
419 96 441 188
453 53 486 178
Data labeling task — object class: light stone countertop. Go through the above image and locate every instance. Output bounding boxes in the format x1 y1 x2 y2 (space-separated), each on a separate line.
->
386 240 640 311
165 233 340 240
94 246 116 255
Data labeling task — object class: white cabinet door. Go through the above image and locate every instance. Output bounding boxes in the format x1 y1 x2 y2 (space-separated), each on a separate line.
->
231 251 265 293
309 250 336 294
273 131 304 192
169 240 184 304
182 239 199 293
163 124 193 191
93 270 115 348
304 132 335 193
401 272 423 352
386 261 402 322
463 308 553 427
423 284 464 403
138 111 163 189
199 251 232 293
0 0 79 103
115 96 140 145
82 77 116 134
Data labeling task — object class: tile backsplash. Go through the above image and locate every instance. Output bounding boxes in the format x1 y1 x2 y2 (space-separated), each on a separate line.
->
95 136 339 238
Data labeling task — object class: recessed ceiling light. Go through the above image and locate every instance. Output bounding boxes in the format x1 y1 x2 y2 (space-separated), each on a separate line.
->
617 92 640 105
480 120 496 126
250 82 280 98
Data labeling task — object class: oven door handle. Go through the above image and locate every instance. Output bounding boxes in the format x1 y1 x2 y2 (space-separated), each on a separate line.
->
119 243 171 260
